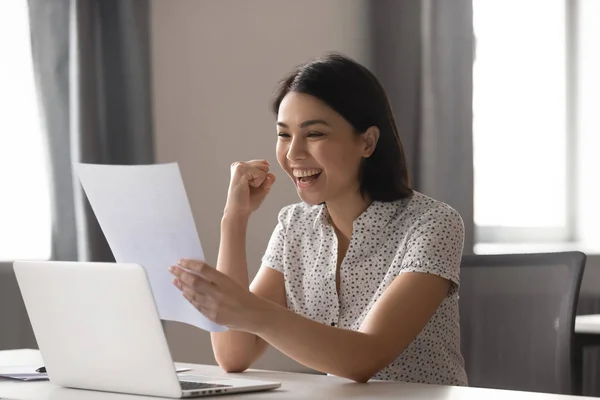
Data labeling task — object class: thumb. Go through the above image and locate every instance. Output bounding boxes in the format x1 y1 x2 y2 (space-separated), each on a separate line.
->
262 173 276 191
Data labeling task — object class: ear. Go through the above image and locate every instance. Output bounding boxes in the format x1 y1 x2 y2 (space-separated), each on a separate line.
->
361 126 380 158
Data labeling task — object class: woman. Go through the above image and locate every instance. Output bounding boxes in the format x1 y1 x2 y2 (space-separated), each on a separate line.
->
169 53 468 386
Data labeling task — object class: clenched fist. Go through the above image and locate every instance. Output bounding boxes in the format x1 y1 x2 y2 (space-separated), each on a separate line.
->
224 159 276 218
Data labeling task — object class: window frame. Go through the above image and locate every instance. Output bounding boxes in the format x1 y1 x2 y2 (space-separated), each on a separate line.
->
473 0 582 246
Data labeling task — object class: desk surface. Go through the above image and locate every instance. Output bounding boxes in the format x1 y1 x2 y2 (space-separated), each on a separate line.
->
575 314 600 334
0 349 595 400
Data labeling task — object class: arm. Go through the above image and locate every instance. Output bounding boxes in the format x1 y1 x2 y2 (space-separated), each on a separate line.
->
250 272 450 383
209 160 285 372
175 261 450 382
174 203 463 382
247 206 463 382
210 214 286 372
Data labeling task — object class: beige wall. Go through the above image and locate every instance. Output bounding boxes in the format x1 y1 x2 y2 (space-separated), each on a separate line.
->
150 0 370 372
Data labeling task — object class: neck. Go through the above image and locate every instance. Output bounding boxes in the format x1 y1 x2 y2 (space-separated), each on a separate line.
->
325 191 372 240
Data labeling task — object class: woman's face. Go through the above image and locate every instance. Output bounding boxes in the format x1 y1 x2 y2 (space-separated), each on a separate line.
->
276 92 377 206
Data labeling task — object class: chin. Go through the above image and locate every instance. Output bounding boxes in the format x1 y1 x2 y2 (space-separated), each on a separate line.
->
296 191 326 206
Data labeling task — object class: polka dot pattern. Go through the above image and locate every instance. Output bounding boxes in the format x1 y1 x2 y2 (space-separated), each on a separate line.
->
261 191 468 386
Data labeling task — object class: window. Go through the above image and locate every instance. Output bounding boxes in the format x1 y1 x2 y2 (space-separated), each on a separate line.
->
576 0 600 250
473 0 600 252
0 1 51 261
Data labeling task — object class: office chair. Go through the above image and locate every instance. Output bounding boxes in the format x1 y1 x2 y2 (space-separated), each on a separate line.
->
459 251 586 395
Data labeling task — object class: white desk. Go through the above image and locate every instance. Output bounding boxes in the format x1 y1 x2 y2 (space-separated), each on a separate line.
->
0 349 596 400
572 315 600 396
575 315 600 334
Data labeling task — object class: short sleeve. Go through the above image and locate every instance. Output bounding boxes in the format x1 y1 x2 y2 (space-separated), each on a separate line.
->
399 205 465 295
260 205 292 273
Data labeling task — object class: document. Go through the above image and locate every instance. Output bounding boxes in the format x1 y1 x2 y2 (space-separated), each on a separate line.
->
0 366 47 381
0 366 191 381
74 162 226 332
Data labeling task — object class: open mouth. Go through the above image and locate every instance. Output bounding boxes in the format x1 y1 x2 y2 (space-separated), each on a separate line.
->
293 168 322 186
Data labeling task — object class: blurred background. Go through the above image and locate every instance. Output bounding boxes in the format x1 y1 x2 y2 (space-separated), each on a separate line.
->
1 0 599 393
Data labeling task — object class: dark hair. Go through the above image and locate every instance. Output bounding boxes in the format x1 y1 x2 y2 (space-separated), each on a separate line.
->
272 53 412 202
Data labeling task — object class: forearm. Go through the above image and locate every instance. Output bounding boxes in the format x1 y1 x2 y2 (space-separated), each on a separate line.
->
251 302 386 382
215 213 250 284
211 213 261 371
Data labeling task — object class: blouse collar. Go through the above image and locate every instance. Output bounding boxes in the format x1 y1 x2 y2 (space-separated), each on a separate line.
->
312 199 405 235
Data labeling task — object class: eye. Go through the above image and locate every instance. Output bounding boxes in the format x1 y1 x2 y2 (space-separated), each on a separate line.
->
307 131 324 138
277 132 291 138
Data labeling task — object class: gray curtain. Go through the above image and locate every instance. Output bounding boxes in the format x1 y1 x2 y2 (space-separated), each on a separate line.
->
27 0 154 262
0 262 37 350
370 0 475 253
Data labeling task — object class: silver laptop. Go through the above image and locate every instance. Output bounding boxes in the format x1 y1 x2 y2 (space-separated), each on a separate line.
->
13 260 281 398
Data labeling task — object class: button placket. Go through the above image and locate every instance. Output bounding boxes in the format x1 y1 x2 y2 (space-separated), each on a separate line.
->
326 224 341 327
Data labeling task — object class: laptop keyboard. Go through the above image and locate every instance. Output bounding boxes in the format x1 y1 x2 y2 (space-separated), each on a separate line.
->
180 381 231 391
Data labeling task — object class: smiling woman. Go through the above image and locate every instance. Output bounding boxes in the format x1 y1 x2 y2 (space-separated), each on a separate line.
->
273 55 412 205
170 53 468 386
275 92 379 207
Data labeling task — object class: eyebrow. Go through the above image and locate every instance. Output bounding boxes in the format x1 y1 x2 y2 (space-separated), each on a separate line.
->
277 119 330 129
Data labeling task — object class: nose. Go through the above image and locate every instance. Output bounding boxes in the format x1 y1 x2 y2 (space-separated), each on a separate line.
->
286 136 308 162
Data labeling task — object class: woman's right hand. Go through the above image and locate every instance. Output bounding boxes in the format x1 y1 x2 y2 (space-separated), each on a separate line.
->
224 160 276 218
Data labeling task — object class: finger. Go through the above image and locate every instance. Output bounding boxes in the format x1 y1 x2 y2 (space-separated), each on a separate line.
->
176 260 223 284
181 288 218 322
181 288 210 313
182 290 197 306
172 276 183 290
170 265 202 287
246 160 270 172
261 173 276 192
179 283 205 301
180 282 215 314
230 162 268 187
172 260 207 277
169 265 195 282
231 161 269 175
245 168 268 188
172 268 218 295
247 159 269 165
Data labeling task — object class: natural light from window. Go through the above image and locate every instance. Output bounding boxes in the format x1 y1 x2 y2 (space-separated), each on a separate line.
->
576 0 600 247
472 0 567 229
0 1 52 261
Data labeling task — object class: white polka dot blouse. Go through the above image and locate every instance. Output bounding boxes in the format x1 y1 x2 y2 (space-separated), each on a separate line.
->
260 190 468 386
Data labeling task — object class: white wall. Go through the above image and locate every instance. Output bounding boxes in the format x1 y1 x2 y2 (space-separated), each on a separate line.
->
150 0 370 372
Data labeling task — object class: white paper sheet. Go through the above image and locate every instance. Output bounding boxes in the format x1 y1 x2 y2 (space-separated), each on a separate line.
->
0 366 191 381
74 162 226 332
0 366 48 381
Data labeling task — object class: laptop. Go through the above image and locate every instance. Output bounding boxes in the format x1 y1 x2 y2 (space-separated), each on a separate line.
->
13 260 281 398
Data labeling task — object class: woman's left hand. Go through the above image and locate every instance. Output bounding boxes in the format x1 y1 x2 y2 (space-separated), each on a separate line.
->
169 259 266 332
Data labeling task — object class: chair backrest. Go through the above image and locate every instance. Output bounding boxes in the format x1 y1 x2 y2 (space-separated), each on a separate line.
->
459 251 586 395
